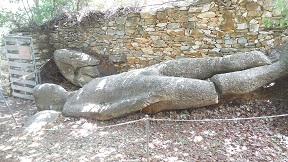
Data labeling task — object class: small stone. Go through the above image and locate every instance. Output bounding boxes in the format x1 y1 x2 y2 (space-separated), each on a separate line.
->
153 40 167 47
197 12 216 18
242 12 248 17
167 29 185 36
211 48 221 52
262 11 272 17
115 17 126 24
190 29 204 37
250 19 258 24
140 13 156 19
141 47 154 54
180 46 189 51
107 28 115 35
157 12 167 20
134 38 150 44
237 37 247 44
192 45 200 49
210 18 218 22
161 33 172 41
202 30 212 35
202 4 211 12
188 17 197 21
237 23 248 29
189 7 202 12
183 22 195 29
150 36 159 41
195 41 202 45
116 31 125 35
225 39 235 45
126 17 140 27
266 39 274 46
215 44 222 48
221 48 237 53
282 36 288 43
131 42 139 47
248 11 261 17
167 23 181 29
109 54 127 63
145 28 156 32
156 23 167 27
174 36 193 42
249 24 260 33
217 31 225 37
179 6 189 11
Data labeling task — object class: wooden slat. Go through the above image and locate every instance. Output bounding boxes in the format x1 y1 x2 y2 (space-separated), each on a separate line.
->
8 69 35 77
4 36 32 42
6 53 20 59
10 77 37 86
8 61 33 68
5 45 18 50
11 85 34 93
12 92 34 100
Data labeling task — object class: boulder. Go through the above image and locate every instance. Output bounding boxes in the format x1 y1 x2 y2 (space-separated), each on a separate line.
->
54 49 118 87
211 62 287 95
33 83 74 111
152 51 271 79
211 44 288 95
62 69 219 120
21 110 61 134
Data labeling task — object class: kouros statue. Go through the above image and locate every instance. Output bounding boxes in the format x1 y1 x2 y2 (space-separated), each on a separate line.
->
34 44 288 120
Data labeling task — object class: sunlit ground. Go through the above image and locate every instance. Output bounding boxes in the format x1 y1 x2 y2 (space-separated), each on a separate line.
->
0 83 288 162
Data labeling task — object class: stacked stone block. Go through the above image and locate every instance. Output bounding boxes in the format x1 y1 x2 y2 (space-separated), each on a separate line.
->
12 0 288 72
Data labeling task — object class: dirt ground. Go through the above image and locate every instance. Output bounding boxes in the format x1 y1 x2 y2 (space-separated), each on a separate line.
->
0 77 288 162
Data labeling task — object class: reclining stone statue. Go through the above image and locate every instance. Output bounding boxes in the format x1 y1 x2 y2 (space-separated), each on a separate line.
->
33 44 288 120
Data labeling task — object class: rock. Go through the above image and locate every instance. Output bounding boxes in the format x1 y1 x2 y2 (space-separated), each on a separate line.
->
61 50 274 120
21 110 61 134
152 51 271 79
249 24 260 33
190 29 204 37
211 62 287 95
134 38 150 43
141 47 154 54
211 44 288 95
109 53 127 63
167 29 185 36
237 23 248 29
62 70 219 120
167 23 181 29
197 12 216 18
237 37 248 44
153 40 167 47
220 11 235 31
126 17 140 27
201 4 211 12
54 49 118 87
33 83 74 111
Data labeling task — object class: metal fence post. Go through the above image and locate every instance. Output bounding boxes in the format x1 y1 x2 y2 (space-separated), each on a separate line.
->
145 115 150 162
0 90 18 125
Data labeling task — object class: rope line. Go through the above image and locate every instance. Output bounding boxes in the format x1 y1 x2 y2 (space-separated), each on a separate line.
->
12 113 288 132
16 118 145 131
150 113 288 122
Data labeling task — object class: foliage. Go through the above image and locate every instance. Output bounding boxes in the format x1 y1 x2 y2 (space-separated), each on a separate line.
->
0 0 196 29
0 0 90 28
263 0 288 29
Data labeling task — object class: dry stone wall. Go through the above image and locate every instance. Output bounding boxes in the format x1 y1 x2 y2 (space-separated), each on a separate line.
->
10 0 288 72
